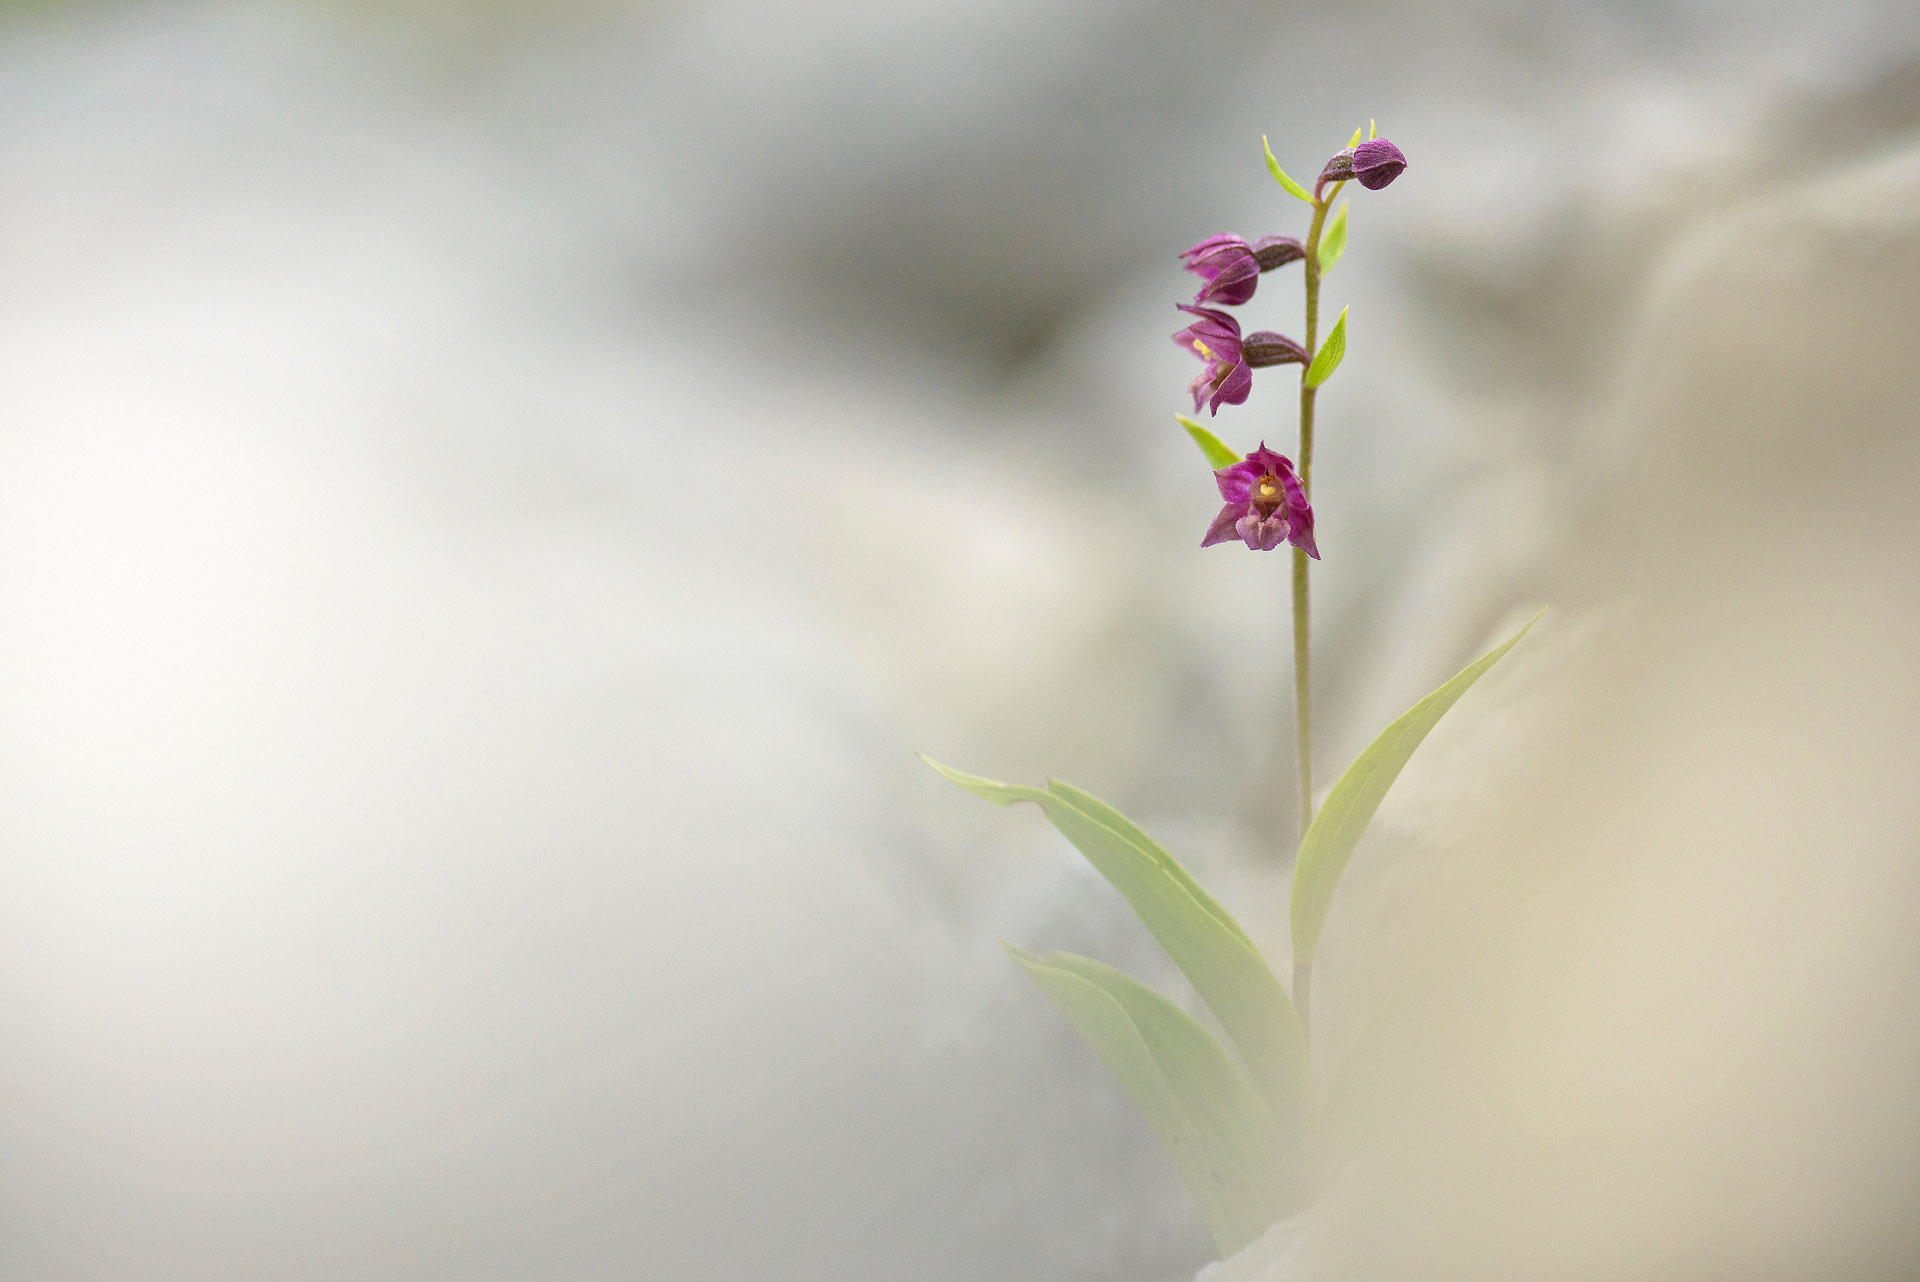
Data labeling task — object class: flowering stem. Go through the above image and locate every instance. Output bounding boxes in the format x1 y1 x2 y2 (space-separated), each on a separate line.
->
1292 186 1338 1035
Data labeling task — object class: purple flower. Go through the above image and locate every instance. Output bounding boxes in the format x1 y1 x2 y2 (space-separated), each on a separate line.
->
1179 233 1306 306
1174 308 1312 415
1202 443 1318 556
1174 303 1251 415
1315 138 1408 194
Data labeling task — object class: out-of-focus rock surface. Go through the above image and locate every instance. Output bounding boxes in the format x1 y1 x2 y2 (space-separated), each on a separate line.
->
0 3 1915 1281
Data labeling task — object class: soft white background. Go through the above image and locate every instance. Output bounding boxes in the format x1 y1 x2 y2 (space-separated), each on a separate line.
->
1 3 1917 1279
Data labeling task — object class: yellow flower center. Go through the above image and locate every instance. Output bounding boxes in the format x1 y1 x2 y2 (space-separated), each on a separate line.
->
1256 475 1282 504
1192 339 1215 361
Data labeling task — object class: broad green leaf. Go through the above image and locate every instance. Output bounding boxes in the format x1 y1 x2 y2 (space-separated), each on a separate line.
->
1007 946 1300 1253
1290 612 1543 977
1263 135 1312 203
1345 124 1364 147
1177 415 1241 470
1304 307 1347 389
925 758 1313 1137
1317 202 1349 275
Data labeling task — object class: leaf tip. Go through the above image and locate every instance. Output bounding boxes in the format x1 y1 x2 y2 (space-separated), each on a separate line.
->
921 756 1044 806
1177 415 1242 469
1263 135 1311 203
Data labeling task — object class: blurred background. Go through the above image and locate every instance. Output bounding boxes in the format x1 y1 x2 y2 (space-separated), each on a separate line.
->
1 2 1917 1280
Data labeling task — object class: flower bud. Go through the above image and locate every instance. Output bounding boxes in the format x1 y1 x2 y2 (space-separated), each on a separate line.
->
1315 138 1408 194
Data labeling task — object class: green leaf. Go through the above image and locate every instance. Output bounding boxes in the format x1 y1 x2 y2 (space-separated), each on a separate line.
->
924 758 1313 1138
1346 124 1364 147
1177 415 1242 470
1368 118 1378 140
1317 202 1349 275
1304 307 1347 389
1289 611 1544 978
1263 135 1312 203
1007 946 1299 1254
922 757 1045 806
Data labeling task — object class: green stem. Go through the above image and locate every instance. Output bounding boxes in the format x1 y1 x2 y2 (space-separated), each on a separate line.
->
1292 186 1337 1036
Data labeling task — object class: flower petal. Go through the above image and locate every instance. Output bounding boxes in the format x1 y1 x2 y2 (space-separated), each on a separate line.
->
1207 361 1253 414
1187 369 1213 414
1201 503 1246 546
1245 443 1296 477
1174 307 1242 364
1179 233 1249 263
1196 256 1259 305
1213 460 1258 502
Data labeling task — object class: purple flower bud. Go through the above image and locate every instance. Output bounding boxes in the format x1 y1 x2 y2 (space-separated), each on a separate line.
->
1173 303 1252 416
1315 137 1408 195
1201 442 1318 556
1178 233 1306 306
1241 331 1310 368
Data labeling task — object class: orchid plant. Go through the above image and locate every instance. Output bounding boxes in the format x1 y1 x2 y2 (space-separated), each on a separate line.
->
925 124 1537 1261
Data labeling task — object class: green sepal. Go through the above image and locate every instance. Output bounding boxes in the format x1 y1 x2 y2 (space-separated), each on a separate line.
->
1317 202 1349 275
1006 946 1300 1255
1304 307 1348 389
1177 415 1242 470
1289 611 1544 979
1263 135 1312 203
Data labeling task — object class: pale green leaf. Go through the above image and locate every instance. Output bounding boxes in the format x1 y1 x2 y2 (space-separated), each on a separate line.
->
1263 135 1312 203
923 757 1045 806
1368 118 1378 140
1177 415 1242 470
1345 124 1364 147
1317 202 1349 275
1289 611 1543 977
1007 946 1300 1254
1304 307 1347 389
924 758 1313 1137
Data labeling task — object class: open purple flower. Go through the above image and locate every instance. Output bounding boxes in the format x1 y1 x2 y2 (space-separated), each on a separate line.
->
1174 307 1311 415
1174 303 1252 415
1179 233 1306 306
1203 442 1318 556
1315 138 1408 195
